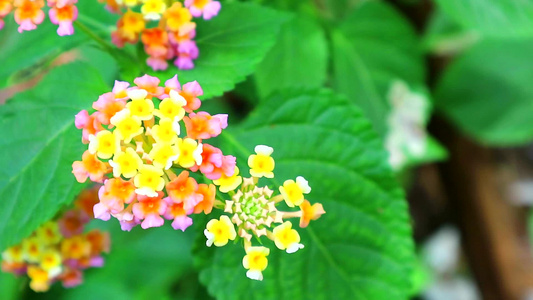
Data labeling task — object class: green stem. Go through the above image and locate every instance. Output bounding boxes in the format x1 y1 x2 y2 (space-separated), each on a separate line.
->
77 13 113 33
74 20 115 53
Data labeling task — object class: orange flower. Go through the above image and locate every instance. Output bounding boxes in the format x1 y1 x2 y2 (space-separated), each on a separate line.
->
299 200 325 228
13 0 45 33
166 171 201 210
194 183 215 214
72 150 108 183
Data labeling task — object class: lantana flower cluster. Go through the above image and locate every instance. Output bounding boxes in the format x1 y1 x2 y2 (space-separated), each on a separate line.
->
203 145 326 281
101 0 221 71
72 74 235 232
0 0 78 35
1 188 110 292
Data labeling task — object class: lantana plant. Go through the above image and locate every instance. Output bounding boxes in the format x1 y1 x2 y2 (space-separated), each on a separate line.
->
102 0 221 70
204 145 326 280
70 74 325 281
1 187 110 292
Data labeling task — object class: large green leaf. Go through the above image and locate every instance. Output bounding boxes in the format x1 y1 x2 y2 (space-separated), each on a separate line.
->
196 89 416 299
435 39 533 145
432 0 533 38
0 62 108 250
331 1 425 135
154 2 288 100
254 15 328 99
0 1 117 88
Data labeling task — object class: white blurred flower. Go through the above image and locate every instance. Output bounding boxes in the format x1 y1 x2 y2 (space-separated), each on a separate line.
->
386 80 429 169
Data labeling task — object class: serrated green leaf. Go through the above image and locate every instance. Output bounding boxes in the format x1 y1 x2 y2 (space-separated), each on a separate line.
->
433 0 533 38
254 15 328 99
0 62 108 250
331 1 425 135
435 39 533 145
195 89 416 299
153 2 289 100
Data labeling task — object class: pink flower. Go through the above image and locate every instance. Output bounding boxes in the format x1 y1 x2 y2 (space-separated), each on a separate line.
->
61 268 83 288
174 55 195 70
178 81 202 112
161 75 181 98
72 150 107 183
74 110 103 143
119 216 141 231
175 40 199 70
185 0 221 20
146 56 169 71
13 0 45 33
165 171 202 211
163 199 193 231
48 4 78 36
92 92 126 125
132 192 167 229
133 75 165 98
190 144 235 180
93 203 111 221
112 81 130 100
183 112 228 140
97 178 136 215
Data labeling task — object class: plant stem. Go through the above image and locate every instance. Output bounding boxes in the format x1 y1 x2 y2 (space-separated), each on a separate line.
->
73 20 115 53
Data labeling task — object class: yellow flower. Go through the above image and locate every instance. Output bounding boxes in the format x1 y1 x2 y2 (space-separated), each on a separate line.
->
39 249 62 277
272 221 304 253
122 0 139 7
279 176 311 207
88 130 120 159
148 142 180 170
151 117 179 144
27 266 50 292
177 138 203 168
110 109 144 143
1 245 24 263
126 89 154 121
141 0 166 20
109 147 143 178
154 90 186 121
22 237 43 263
242 246 270 281
204 215 236 247
248 145 275 178
35 221 62 245
213 166 242 193
134 164 165 197
61 236 91 260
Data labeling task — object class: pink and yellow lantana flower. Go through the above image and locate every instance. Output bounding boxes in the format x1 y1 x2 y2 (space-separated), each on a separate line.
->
1 188 110 292
72 74 235 232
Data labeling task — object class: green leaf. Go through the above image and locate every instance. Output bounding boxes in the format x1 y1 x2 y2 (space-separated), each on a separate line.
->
0 62 108 250
154 2 289 100
196 89 416 299
0 19 87 88
433 0 533 38
254 15 328 99
331 1 425 135
435 39 533 145
422 10 480 56
0 271 23 300
0 2 116 88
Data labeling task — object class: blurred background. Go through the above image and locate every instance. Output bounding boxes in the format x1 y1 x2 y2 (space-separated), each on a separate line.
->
2 0 533 299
